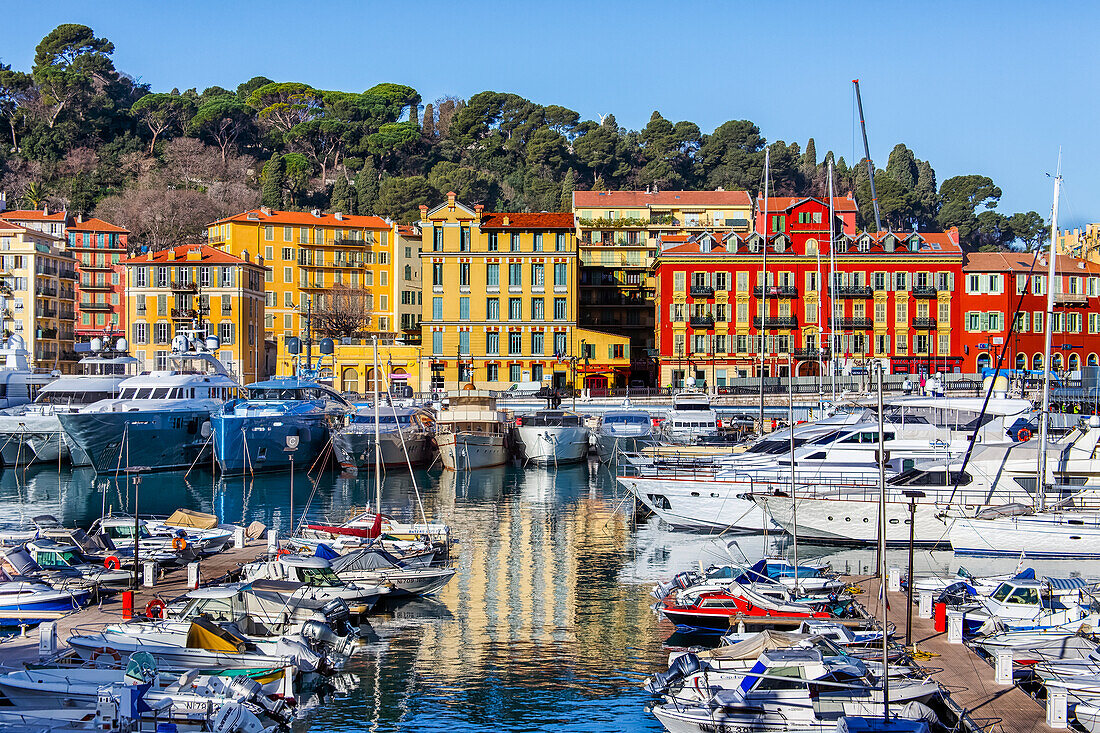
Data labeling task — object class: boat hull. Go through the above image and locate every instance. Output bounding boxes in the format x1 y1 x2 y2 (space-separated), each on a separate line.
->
0 425 66 466
437 431 508 471
58 408 215 473
617 475 773 532
950 514 1100 557
331 429 433 469
594 432 655 461
512 425 588 465
213 412 332 474
759 494 953 546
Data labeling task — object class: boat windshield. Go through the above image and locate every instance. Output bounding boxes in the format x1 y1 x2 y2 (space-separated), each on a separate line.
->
883 406 995 432
300 567 343 587
36 391 115 405
604 415 649 425
673 402 712 411
887 469 972 487
989 583 1014 602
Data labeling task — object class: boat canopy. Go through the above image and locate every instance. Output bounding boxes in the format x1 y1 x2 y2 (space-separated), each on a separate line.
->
279 555 331 569
330 548 401 573
702 629 806 660
165 508 219 530
185 618 250 652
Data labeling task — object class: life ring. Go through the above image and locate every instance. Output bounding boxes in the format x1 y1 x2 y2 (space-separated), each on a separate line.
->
103 556 121 570
145 598 167 619
90 646 122 665
172 537 188 551
1016 427 1032 442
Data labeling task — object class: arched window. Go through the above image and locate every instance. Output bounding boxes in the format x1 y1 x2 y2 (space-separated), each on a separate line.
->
1015 353 1027 370
404 265 412 281
1069 353 1081 372
364 367 383 394
1033 353 1044 371
976 353 992 370
1089 353 1098 367
1052 353 1063 371
341 367 359 394
805 239 818 255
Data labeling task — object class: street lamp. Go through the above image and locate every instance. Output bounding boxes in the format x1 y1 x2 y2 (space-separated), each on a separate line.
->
902 489 925 647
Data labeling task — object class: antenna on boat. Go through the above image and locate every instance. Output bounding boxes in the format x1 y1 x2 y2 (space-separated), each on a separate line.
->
853 79 882 232
1036 150 1062 513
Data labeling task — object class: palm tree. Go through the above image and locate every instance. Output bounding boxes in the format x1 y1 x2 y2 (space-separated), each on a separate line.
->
20 182 47 209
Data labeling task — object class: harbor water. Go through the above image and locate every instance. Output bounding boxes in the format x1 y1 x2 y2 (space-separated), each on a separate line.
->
0 459 1091 732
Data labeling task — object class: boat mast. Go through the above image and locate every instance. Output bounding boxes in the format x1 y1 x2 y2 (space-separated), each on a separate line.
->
827 161 837 404
1037 153 1062 512
877 361 889 722
372 335 382 514
852 79 882 232
787 354 797 594
759 146 770 433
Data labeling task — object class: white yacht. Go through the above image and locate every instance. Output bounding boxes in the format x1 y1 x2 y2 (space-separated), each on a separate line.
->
58 333 240 473
0 334 55 409
659 384 718 444
0 339 139 467
620 393 1035 534
435 391 510 471
330 404 435 470
594 407 656 460
511 409 589 465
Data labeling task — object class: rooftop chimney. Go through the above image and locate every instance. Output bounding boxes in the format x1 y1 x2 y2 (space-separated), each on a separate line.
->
310 208 321 217
503 216 510 227
334 212 343 221
475 204 484 214
259 206 272 216
42 204 49 216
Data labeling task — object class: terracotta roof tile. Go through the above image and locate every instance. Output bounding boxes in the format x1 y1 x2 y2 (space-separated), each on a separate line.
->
964 251 1100 274
122 244 263 266
211 209 390 229
479 212 574 229
67 217 128 233
0 209 67 222
574 190 752 208
758 195 858 212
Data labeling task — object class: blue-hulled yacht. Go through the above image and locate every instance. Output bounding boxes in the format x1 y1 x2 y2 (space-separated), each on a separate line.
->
212 377 352 474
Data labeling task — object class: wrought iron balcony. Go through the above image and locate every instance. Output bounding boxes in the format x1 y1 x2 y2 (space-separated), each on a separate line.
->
912 316 938 329
754 285 799 298
59 270 78 280
689 285 714 297
754 316 798 329
834 317 873 329
911 286 938 298
689 315 715 328
1055 293 1089 307
171 308 197 320
791 347 832 359
79 302 113 312
835 285 873 298
170 280 197 293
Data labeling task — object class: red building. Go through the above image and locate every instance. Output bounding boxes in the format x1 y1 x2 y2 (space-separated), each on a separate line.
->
959 252 1100 373
67 216 129 339
653 196 965 386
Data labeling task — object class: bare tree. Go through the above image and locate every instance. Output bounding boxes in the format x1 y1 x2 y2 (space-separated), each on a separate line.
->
311 285 373 339
95 187 221 251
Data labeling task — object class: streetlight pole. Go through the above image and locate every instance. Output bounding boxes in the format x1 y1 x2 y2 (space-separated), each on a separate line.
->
903 489 924 647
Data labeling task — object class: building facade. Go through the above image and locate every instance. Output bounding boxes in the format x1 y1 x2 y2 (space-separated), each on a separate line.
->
958 252 1100 373
1058 224 1100 264
573 189 754 382
393 224 422 343
123 245 267 383
653 196 965 385
207 208 394 373
67 216 128 339
419 193 630 392
0 219 78 372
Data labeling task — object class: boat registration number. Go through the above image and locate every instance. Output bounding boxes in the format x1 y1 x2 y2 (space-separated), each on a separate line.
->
698 725 758 733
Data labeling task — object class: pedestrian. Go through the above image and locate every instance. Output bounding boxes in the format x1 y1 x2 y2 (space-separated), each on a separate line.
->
919 374 926 395
903 377 913 396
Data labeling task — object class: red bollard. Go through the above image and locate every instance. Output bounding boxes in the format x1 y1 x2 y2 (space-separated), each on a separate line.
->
933 601 947 633
122 590 134 620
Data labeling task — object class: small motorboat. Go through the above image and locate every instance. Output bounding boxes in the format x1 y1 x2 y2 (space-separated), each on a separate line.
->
659 587 839 633
238 554 390 616
593 407 655 460
328 546 456 597
0 569 88 623
164 580 354 637
330 404 434 470
511 410 589 466
4 541 130 593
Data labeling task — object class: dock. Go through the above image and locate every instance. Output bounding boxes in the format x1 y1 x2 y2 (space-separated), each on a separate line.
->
0 538 268 667
853 575 1050 733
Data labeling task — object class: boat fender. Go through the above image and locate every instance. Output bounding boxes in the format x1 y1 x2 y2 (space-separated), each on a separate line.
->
104 556 121 570
90 646 122 665
1016 427 1032 442
201 421 212 439
145 597 167 619
276 548 292 557
172 537 189 551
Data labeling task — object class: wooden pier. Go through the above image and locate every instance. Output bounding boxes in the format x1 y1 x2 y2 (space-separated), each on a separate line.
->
0 538 268 667
854 575 1051 733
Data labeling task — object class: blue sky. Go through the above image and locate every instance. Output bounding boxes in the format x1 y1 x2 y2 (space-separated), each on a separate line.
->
3 1 1096 228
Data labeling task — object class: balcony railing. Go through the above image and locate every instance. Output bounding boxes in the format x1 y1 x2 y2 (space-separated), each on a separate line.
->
754 285 799 298
35 307 57 318
171 308 197 320
59 269 77 280
1055 293 1089 307
754 316 798 329
80 282 112 291
835 285 873 298
834 317 874 329
171 281 198 293
39 285 57 297
911 286 938 298
78 302 112 312
791 347 832 359
689 285 714 297
689 315 715 328
912 317 938 329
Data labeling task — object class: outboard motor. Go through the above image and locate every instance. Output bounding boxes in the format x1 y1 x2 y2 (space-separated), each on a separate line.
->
319 598 352 635
643 652 703 694
212 701 274 733
224 676 289 724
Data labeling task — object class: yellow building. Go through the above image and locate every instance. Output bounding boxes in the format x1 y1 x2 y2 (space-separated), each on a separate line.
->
0 219 78 373
1059 224 1100 263
418 193 630 392
206 208 396 367
123 245 267 383
394 225 423 342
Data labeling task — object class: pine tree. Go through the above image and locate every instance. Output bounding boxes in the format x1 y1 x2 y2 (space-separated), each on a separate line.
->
421 103 435 139
356 160 380 215
260 153 284 208
560 168 576 212
800 138 817 179
330 175 352 213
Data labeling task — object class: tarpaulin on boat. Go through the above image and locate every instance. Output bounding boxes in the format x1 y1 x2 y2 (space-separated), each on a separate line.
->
314 544 340 561
700 630 805 660
185 618 247 652
330 548 400 574
166 509 219 530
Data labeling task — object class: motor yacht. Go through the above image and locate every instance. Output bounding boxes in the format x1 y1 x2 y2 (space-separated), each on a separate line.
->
212 377 351 474
58 334 240 473
0 342 139 467
164 580 354 637
593 407 656 460
329 547 456 596
435 391 510 471
0 335 56 410
658 386 718 444
511 409 589 465
238 554 390 617
329 404 434 470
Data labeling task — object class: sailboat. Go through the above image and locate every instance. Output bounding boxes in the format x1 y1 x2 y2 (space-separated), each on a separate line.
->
947 155 1100 556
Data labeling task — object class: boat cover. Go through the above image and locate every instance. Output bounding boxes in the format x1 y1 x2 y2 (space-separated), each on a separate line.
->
185 618 247 652
165 509 219 530
1013 568 1090 590
0 546 39 575
836 716 931 732
330 548 401 574
314 544 341 561
701 630 806 660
